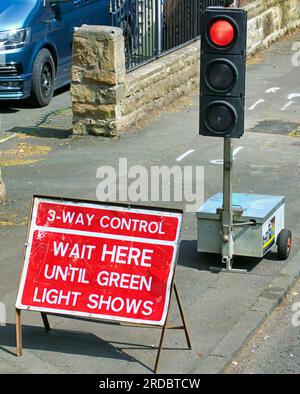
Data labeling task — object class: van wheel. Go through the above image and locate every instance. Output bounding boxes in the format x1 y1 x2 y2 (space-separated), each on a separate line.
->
31 49 55 107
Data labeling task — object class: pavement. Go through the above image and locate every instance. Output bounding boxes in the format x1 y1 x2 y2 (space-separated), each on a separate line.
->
0 30 299 374
224 276 300 374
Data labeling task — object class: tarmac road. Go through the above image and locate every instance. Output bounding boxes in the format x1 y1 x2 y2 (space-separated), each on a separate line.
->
0 30 299 374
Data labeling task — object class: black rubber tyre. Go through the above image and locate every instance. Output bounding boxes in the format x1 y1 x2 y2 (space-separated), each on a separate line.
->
277 229 292 260
30 48 55 107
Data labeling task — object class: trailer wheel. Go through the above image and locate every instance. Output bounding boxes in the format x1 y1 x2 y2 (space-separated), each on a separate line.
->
31 48 55 107
277 229 292 260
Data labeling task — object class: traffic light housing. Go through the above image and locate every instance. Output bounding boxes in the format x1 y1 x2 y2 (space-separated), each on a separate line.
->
199 7 247 138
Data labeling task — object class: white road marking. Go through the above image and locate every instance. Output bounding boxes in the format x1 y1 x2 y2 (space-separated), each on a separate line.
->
280 101 294 111
176 149 195 162
210 159 223 165
233 146 244 157
248 99 265 110
265 87 280 93
287 93 300 100
210 146 244 165
0 133 17 144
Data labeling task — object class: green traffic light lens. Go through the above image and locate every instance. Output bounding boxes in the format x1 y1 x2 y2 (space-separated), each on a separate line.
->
205 102 236 135
206 60 237 92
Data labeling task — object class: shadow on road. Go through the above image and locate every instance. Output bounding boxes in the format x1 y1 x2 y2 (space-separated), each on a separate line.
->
177 239 264 273
7 126 72 139
0 316 188 373
0 85 70 112
0 321 161 372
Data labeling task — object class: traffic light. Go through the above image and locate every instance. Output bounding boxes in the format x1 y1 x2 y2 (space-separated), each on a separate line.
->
199 7 247 138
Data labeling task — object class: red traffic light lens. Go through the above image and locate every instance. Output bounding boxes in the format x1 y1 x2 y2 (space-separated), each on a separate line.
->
209 20 235 47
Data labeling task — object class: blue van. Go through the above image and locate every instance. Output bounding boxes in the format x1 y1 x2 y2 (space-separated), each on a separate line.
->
0 0 111 106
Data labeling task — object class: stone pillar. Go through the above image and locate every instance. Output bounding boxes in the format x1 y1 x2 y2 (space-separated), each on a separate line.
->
0 168 6 204
71 25 126 137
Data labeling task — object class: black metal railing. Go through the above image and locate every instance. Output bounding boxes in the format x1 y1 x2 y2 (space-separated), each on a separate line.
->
111 0 225 71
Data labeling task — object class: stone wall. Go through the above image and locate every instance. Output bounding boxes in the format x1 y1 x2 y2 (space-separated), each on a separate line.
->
71 26 125 136
71 25 199 136
71 0 300 136
247 0 300 56
120 42 200 133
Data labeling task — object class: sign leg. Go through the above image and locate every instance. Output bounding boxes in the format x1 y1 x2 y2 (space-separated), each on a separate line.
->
16 308 22 357
174 282 192 349
154 323 167 373
41 313 51 332
154 281 192 372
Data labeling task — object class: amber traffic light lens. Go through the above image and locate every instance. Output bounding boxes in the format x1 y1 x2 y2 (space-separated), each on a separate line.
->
206 60 236 92
209 20 235 47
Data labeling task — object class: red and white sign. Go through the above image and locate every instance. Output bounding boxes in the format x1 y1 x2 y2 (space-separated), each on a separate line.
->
16 197 182 326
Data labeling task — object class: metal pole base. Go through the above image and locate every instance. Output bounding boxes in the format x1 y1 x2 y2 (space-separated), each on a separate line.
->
209 256 248 274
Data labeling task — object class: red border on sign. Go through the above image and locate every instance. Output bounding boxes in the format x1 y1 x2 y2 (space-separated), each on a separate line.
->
35 201 179 242
16 196 182 326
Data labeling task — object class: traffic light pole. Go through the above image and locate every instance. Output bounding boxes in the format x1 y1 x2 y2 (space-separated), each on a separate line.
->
220 137 247 273
221 137 234 269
